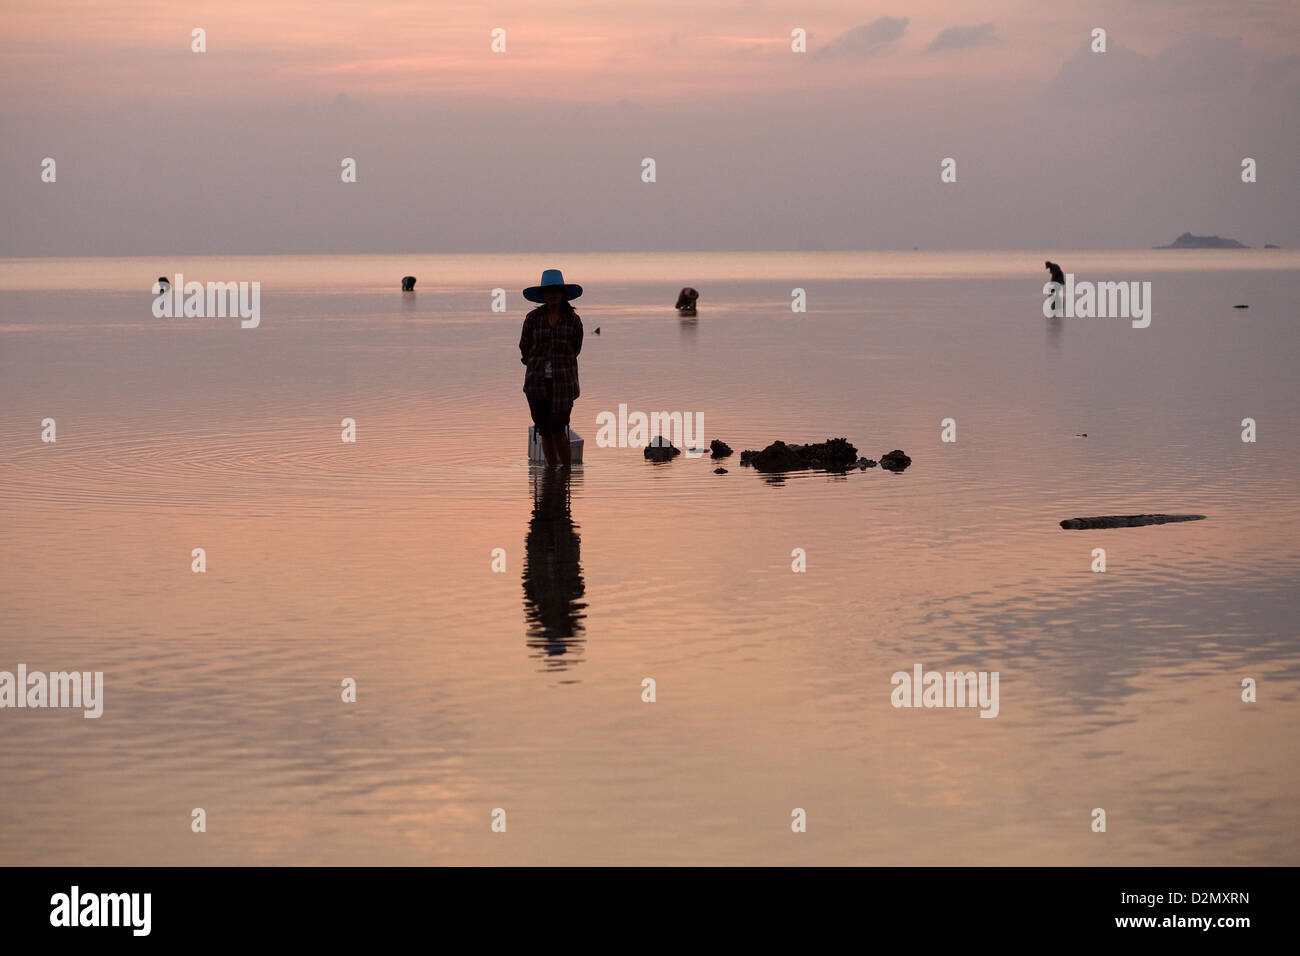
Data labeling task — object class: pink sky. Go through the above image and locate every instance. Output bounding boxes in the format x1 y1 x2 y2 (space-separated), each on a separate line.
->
6 0 1297 106
2 1 1297 254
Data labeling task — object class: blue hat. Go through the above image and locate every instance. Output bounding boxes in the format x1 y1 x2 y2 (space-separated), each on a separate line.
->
523 268 583 303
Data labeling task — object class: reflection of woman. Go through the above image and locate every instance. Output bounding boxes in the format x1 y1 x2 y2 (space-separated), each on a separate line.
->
519 269 584 471
522 471 587 669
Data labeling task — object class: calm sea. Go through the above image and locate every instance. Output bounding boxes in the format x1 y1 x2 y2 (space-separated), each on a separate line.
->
1 250 1298 864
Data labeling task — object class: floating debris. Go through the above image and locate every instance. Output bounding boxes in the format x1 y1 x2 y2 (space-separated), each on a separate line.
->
1060 514 1206 530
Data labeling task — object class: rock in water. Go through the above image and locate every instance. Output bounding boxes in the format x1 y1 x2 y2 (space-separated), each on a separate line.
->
713 467 728 474
710 439 733 458
1060 514 1206 530
879 449 912 472
856 457 877 469
800 438 858 469
741 440 803 472
401 276 417 291
644 436 681 462
739 438 859 473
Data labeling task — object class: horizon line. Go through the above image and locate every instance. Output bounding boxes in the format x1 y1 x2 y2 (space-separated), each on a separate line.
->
0 246 1289 261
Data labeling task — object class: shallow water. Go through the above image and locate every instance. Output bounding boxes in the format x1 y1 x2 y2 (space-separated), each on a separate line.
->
1 251 1298 864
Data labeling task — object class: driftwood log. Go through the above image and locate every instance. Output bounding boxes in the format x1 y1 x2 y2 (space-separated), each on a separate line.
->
1060 514 1206 530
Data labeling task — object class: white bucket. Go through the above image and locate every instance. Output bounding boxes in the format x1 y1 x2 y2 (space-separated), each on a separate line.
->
529 426 584 463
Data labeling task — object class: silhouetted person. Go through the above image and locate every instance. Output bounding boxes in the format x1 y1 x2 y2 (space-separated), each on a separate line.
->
522 470 587 670
519 269 584 471
1045 261 1065 316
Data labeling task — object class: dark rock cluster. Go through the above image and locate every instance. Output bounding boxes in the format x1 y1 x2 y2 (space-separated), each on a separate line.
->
739 438 861 473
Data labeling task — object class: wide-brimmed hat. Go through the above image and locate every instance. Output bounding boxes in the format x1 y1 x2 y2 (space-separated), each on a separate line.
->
523 268 583 303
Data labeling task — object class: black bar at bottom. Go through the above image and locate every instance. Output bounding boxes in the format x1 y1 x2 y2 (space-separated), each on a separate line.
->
0 866 1280 942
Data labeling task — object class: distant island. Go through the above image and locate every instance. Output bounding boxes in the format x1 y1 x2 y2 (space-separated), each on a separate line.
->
1154 232 1249 249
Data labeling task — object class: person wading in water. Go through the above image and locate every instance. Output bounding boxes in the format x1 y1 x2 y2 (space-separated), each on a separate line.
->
1045 260 1066 316
519 269 584 471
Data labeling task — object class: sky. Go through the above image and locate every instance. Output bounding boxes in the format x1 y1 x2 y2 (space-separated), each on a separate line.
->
1 0 1297 255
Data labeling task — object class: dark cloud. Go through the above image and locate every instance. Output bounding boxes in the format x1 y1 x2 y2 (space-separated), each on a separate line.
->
815 17 908 60
926 23 998 53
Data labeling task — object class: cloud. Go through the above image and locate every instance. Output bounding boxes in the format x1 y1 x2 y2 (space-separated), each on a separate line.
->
1044 40 1151 105
816 17 908 60
1149 34 1249 92
1045 34 1284 106
926 24 998 54
1251 53 1300 94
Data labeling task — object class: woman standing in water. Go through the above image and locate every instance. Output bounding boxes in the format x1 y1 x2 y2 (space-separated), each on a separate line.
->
519 269 584 470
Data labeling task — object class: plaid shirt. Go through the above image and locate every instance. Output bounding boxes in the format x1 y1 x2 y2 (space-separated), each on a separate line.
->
520 305 583 406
